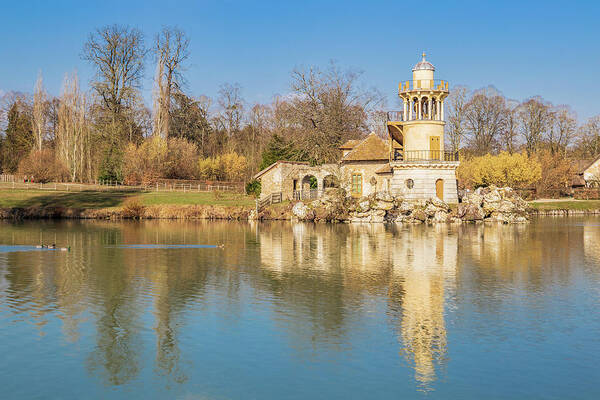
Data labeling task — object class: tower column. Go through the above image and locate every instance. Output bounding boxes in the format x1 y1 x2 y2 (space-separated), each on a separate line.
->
418 97 422 120
441 100 445 121
428 98 432 119
403 98 407 121
409 99 413 120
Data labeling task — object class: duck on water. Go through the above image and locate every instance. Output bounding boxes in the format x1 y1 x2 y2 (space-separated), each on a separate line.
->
35 244 70 251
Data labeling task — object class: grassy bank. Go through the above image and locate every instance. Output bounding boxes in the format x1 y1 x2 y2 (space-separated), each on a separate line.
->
0 189 255 209
528 199 600 211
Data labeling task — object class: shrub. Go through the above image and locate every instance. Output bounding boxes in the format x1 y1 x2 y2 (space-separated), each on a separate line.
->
18 149 68 183
197 152 248 181
458 152 542 189
122 198 146 219
245 179 261 197
122 136 168 185
533 150 574 197
163 138 199 179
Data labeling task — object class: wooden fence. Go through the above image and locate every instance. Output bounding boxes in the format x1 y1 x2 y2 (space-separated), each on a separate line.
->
0 174 23 183
293 189 320 201
0 179 245 194
258 192 283 209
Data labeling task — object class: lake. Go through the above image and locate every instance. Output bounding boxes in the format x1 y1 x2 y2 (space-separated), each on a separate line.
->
0 219 599 399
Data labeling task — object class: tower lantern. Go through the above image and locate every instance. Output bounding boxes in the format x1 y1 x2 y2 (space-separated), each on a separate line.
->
412 52 435 87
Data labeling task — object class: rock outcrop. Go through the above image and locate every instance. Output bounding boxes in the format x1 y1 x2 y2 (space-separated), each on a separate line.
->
460 186 529 223
288 185 530 224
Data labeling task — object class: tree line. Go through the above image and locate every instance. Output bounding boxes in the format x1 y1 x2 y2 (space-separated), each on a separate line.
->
0 24 382 183
1 25 599 187
445 85 600 158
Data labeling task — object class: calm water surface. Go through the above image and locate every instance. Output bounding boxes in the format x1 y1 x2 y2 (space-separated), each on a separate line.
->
0 218 599 399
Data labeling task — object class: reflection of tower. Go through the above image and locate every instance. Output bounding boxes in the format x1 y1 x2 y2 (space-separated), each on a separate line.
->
390 226 457 387
258 222 458 389
584 222 600 265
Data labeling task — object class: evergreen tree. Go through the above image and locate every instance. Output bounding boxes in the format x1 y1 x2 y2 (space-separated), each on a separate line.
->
259 134 306 170
2 100 33 173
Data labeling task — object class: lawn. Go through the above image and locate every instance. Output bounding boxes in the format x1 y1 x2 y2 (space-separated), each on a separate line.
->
0 189 255 209
528 200 600 210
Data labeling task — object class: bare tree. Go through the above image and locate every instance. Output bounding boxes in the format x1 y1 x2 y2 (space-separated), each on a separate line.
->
56 73 92 182
464 86 506 155
82 25 147 116
575 116 600 158
546 105 576 155
518 96 550 155
46 97 60 144
218 83 244 137
370 110 389 139
445 85 469 153
32 72 47 151
152 57 167 137
153 26 190 137
287 61 383 163
499 99 520 154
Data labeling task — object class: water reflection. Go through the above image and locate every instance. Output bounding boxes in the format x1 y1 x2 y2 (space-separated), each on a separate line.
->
0 219 598 397
259 223 456 388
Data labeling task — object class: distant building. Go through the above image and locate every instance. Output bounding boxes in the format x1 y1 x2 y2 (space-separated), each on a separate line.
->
572 156 600 187
254 54 460 203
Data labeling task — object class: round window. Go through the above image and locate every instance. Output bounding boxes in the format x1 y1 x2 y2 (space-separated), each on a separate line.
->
406 179 414 189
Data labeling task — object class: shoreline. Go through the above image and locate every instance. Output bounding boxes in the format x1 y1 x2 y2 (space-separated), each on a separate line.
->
2 187 599 221
2 203 600 221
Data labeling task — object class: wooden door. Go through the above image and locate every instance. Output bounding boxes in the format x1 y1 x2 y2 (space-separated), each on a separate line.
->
436 179 444 200
430 136 440 159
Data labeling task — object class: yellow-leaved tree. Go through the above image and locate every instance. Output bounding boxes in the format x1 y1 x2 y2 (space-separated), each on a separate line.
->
458 152 542 189
197 152 248 181
123 136 168 184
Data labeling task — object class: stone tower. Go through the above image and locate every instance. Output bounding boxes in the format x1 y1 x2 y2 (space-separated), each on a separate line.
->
386 53 459 203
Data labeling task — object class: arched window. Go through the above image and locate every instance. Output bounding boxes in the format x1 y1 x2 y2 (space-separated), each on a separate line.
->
406 179 414 189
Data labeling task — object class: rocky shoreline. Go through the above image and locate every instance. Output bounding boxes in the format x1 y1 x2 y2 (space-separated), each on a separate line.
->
283 186 530 224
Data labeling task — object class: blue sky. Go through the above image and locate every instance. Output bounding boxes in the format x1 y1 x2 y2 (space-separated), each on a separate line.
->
1 0 599 119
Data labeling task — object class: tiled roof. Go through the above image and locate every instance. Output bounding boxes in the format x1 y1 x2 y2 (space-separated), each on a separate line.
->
572 158 597 174
375 164 392 174
339 139 360 149
253 160 310 179
341 133 389 162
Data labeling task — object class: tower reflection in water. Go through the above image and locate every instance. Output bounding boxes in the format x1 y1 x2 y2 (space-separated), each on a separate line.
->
259 222 457 388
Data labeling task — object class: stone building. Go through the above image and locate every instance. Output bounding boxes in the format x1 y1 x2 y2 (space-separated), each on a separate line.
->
254 53 460 203
572 156 600 187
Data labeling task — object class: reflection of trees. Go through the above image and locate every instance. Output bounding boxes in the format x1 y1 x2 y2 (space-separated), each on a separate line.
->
457 221 579 315
2 217 598 392
0 220 254 387
85 249 143 386
258 222 351 351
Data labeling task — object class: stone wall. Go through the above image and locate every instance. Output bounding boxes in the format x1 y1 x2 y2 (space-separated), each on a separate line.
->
341 160 391 196
584 157 600 183
391 166 458 203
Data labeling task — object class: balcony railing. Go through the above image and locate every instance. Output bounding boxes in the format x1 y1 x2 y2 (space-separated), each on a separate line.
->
392 150 459 163
387 111 404 122
399 79 449 93
386 110 442 122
